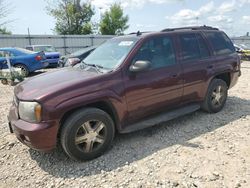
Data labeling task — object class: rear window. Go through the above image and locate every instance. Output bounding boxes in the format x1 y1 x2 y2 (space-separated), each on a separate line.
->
15 48 35 54
205 32 235 55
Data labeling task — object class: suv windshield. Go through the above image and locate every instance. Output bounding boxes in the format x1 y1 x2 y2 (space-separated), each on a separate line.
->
34 46 56 52
84 37 139 70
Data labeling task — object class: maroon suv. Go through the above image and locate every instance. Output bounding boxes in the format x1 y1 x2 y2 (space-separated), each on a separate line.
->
8 26 241 161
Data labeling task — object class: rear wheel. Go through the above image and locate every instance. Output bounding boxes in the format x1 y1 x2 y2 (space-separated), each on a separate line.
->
60 108 115 161
202 79 228 113
14 64 29 77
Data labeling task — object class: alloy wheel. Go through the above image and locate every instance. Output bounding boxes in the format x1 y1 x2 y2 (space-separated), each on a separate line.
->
75 120 106 153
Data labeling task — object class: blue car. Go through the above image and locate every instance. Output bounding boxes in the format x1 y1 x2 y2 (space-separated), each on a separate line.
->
0 47 48 76
26 45 60 67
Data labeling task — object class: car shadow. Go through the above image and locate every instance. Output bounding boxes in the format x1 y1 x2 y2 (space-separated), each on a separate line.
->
29 96 250 178
28 71 46 77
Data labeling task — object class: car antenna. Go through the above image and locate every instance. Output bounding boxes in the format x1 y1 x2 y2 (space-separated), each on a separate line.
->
136 31 142 36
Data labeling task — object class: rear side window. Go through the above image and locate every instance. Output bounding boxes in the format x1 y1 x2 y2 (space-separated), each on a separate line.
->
196 34 210 58
180 33 210 61
205 32 235 55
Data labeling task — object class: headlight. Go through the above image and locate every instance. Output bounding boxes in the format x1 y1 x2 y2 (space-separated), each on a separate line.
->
18 101 42 123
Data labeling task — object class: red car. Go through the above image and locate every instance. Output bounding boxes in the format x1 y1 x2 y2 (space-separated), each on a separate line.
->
8 26 241 161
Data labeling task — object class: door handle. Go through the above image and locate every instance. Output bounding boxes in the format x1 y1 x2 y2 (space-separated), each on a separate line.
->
207 65 213 69
171 74 178 78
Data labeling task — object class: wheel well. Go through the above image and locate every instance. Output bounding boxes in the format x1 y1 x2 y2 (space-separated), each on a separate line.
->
58 101 119 137
215 72 231 87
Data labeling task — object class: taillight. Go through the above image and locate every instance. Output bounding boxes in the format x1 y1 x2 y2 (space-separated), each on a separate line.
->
35 55 42 61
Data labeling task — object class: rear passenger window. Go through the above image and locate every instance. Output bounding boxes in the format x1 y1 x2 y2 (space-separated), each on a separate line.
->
205 32 235 55
180 34 201 61
196 34 210 58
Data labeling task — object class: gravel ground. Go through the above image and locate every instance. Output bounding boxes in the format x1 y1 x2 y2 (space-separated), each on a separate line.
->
0 63 250 188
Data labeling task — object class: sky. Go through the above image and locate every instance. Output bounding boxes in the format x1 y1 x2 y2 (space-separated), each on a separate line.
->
4 0 250 36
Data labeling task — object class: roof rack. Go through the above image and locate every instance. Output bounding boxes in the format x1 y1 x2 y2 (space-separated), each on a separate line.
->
161 25 218 32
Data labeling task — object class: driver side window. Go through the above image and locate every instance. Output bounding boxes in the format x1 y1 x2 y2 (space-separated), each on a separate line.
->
133 36 176 70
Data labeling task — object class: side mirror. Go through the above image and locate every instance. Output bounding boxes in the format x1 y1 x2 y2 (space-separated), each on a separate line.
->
68 58 81 66
129 60 151 72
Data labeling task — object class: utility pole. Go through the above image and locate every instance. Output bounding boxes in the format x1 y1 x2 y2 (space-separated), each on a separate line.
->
27 28 31 45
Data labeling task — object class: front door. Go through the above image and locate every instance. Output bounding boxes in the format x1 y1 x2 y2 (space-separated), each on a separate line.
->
123 35 183 124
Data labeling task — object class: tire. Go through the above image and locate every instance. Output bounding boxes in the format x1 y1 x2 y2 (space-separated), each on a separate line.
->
14 64 29 77
202 79 228 113
60 108 115 161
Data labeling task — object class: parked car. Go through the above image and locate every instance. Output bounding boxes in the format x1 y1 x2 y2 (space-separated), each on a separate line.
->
0 47 48 76
234 44 250 60
26 45 60 67
8 26 241 161
58 46 96 67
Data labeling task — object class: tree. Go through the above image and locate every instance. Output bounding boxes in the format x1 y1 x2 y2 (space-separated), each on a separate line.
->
47 0 94 35
0 0 11 34
99 3 129 35
0 27 11 34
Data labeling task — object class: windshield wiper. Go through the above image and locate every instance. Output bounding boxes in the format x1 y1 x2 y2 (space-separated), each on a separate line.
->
81 61 104 73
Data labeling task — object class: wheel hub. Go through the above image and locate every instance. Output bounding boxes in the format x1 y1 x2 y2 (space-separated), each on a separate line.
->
75 120 106 153
86 131 98 141
212 85 224 105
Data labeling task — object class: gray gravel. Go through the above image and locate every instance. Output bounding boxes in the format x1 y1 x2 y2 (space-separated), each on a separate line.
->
0 64 250 188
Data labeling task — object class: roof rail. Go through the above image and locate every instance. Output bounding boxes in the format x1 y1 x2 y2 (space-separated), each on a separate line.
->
161 25 218 32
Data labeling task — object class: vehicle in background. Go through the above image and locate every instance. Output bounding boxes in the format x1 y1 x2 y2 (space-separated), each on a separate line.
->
26 45 60 67
8 26 241 161
0 47 48 76
234 44 250 61
58 46 96 67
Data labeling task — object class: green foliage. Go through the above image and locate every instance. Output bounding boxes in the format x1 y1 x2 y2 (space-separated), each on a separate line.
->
0 0 12 34
0 27 11 34
48 0 94 35
100 3 129 35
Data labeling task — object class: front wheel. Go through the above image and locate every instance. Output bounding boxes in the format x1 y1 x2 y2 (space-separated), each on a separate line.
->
60 108 115 161
202 79 228 113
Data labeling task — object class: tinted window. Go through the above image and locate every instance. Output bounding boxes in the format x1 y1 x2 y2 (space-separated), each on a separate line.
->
205 32 235 55
133 36 176 69
180 33 201 61
196 34 210 58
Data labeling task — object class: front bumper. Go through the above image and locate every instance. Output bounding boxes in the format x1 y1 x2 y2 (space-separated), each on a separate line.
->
8 104 59 152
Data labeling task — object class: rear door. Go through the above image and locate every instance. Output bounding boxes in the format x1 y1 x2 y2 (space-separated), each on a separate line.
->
204 31 238 74
123 35 183 124
178 32 214 103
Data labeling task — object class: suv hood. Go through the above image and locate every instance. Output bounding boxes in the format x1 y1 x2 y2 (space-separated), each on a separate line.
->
15 68 99 101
